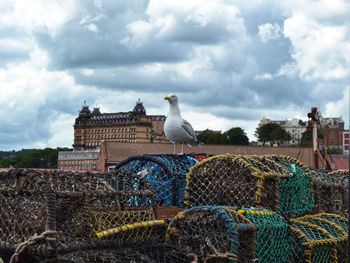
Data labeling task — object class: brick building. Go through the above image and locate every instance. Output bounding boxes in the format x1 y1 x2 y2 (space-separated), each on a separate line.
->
318 117 345 151
57 150 99 171
343 130 349 155
73 99 167 151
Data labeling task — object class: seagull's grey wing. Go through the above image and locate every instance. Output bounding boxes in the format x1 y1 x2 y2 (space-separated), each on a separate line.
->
181 119 197 140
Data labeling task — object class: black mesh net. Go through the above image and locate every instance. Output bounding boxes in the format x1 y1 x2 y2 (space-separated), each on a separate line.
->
0 169 192 263
311 169 349 215
185 154 314 217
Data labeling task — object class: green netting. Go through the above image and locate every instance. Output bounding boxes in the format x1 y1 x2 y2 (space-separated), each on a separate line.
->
243 210 291 263
312 246 332 263
278 163 314 217
289 213 348 263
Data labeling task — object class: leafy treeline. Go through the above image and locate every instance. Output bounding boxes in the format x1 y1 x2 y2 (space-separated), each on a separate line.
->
0 149 32 157
197 127 249 145
255 123 291 145
0 148 72 169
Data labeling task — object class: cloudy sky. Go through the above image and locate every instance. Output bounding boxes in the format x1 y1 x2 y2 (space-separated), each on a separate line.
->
0 0 349 150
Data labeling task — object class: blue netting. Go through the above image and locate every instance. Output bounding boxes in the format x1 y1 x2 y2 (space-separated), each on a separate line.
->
126 176 153 207
115 154 203 207
169 205 240 255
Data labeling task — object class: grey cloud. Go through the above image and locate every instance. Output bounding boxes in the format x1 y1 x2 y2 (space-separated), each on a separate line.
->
34 0 247 70
71 67 203 93
0 0 348 149
0 30 31 65
210 108 262 121
0 48 29 66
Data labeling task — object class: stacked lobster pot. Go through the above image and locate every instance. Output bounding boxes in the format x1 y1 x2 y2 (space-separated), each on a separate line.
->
0 169 191 263
180 154 348 263
185 154 315 218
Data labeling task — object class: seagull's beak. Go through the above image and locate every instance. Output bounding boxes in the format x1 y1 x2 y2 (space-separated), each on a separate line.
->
164 96 171 101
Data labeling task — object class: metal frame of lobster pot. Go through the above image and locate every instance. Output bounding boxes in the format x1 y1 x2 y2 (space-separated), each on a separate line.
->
185 154 315 218
166 206 291 263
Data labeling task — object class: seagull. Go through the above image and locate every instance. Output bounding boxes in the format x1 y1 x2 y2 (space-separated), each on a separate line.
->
164 94 200 154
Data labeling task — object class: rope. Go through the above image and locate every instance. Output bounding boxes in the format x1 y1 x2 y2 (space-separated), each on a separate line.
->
204 252 237 262
10 230 57 263
95 220 166 239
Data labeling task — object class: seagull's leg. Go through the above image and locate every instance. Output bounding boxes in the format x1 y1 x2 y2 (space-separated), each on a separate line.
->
180 143 184 155
173 143 176 154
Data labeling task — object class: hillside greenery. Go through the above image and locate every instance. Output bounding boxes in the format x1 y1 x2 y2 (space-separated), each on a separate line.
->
0 148 72 169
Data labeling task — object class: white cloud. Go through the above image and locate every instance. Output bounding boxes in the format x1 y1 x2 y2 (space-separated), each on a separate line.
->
0 46 88 149
258 23 281 42
283 10 350 80
282 0 350 20
46 113 75 148
13 0 77 35
254 73 273 80
324 87 349 128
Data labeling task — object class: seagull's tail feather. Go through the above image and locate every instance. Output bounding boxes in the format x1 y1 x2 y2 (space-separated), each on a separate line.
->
187 140 201 147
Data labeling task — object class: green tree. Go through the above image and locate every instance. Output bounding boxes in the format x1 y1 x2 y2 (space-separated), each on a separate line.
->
300 129 324 147
224 127 249 145
300 130 312 147
255 123 290 145
197 129 227 144
271 127 291 145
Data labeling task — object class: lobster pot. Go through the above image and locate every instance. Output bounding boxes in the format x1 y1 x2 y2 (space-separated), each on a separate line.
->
185 154 315 217
167 206 254 262
90 220 193 262
312 169 349 215
167 206 291 263
115 154 209 207
289 213 348 263
241 209 291 263
0 169 156 263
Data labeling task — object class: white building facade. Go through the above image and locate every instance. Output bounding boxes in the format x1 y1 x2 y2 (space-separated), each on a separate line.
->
258 117 307 146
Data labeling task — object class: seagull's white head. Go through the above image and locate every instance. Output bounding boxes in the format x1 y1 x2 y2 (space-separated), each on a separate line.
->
164 94 178 106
